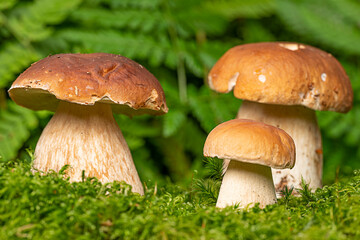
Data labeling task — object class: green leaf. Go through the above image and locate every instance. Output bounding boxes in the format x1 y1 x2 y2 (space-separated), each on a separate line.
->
0 43 40 88
204 0 275 19
7 0 82 41
276 0 360 55
162 109 186 137
0 101 38 161
70 8 166 33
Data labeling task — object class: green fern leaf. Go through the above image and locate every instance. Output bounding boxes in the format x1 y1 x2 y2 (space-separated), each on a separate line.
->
153 136 191 181
170 1 228 36
188 91 217 132
276 0 360 55
102 0 162 10
8 102 38 129
188 86 239 132
242 21 276 43
328 0 360 24
180 118 206 156
182 46 204 77
70 8 166 34
114 115 161 138
204 0 275 19
7 0 82 41
163 109 186 137
0 102 38 161
0 43 40 88
57 29 178 70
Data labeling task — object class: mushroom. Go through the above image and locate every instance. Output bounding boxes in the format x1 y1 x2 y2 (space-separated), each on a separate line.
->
208 42 353 195
8 53 168 195
203 119 295 208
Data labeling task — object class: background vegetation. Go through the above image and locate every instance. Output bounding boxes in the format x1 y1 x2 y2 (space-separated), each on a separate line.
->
0 0 359 187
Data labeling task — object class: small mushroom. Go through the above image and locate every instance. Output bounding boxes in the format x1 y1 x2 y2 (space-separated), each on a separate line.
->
203 119 295 208
8 53 168 195
208 42 353 195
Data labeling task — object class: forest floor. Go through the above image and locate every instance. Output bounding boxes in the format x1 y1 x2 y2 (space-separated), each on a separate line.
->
1 161 360 240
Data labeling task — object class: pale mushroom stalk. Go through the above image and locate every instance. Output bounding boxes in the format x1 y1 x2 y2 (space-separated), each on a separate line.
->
236 101 322 196
217 160 276 208
34 101 144 195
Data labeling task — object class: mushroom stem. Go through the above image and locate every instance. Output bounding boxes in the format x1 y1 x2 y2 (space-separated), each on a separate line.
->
236 100 322 196
34 101 144 195
216 160 276 208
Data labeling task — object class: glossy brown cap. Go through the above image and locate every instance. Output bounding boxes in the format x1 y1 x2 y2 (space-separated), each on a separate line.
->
9 53 168 116
203 119 296 169
208 42 353 113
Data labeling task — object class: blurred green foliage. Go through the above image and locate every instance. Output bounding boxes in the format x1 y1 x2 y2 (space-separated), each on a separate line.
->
0 0 359 185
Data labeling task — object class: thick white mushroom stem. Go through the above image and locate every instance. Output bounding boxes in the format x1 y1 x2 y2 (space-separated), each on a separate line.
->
216 160 276 208
34 101 144 195
236 101 322 196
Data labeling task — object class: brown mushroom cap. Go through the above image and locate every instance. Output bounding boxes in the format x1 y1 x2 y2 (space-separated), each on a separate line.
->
8 53 168 116
208 42 353 113
203 119 296 169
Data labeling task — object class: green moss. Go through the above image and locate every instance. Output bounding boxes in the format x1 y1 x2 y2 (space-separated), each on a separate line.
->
1 162 360 239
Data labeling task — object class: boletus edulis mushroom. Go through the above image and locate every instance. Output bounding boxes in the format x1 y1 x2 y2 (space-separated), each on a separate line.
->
204 119 295 208
208 42 353 196
8 53 168 195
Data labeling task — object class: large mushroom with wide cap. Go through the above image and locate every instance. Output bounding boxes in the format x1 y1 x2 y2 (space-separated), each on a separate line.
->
8 53 168 195
208 42 353 195
204 119 295 208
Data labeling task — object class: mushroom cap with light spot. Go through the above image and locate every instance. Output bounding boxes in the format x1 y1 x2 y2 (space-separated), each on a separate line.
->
8 53 168 116
203 119 296 169
208 42 353 113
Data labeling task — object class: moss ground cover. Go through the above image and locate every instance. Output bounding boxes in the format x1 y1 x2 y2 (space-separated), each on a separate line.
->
1 160 360 240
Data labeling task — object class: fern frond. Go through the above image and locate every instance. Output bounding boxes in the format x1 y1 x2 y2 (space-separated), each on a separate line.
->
328 0 360 25
180 118 206 156
181 42 204 77
170 1 228 37
70 8 166 34
154 136 191 181
204 0 275 19
7 0 82 41
8 101 38 129
188 86 239 132
198 40 236 69
0 43 40 88
242 21 276 43
114 115 162 138
162 109 187 138
57 29 175 64
276 0 360 55
57 29 214 77
188 91 218 132
0 102 38 161
208 91 240 125
101 0 162 10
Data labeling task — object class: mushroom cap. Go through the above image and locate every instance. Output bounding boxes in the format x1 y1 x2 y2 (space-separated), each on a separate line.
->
203 119 295 169
208 42 353 113
8 53 168 116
